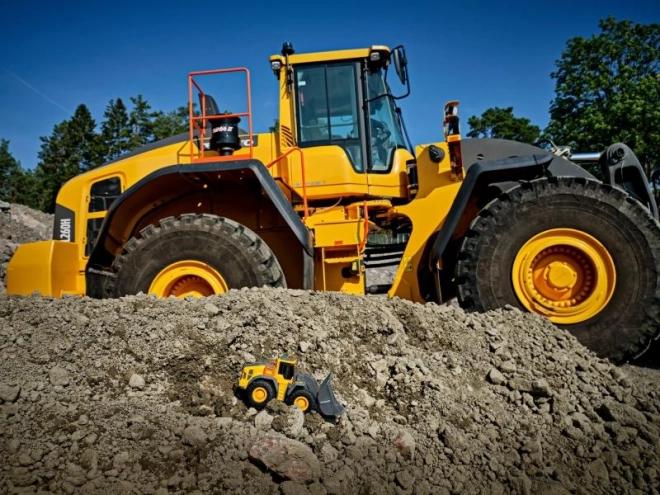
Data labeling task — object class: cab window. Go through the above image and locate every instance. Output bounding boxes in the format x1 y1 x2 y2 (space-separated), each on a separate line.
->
295 63 365 172
86 176 122 257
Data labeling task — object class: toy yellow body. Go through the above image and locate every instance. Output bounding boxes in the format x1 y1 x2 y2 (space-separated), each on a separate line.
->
237 355 344 416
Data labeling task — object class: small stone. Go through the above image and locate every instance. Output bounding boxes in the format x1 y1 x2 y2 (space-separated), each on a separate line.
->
128 374 145 390
0 384 21 403
299 341 312 353
531 379 552 397
49 366 71 387
255 410 274 430
488 368 505 385
395 470 415 490
249 435 321 483
320 443 339 463
499 361 517 373
112 451 130 468
393 431 415 459
183 425 207 446
204 302 220 315
359 389 376 408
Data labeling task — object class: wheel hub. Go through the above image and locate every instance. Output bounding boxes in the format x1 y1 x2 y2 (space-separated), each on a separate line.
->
148 260 229 298
294 396 309 411
544 260 577 291
252 387 267 403
512 228 616 324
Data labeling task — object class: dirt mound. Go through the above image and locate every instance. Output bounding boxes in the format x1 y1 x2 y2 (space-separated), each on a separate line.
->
2 288 659 494
0 201 53 294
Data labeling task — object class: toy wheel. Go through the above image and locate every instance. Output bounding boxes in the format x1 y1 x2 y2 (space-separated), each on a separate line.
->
245 379 276 410
286 388 317 413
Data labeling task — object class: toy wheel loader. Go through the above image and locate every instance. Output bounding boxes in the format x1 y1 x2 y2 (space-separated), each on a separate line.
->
236 355 345 417
6 42 660 365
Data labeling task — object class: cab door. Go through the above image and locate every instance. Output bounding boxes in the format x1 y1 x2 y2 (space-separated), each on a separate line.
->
289 62 370 201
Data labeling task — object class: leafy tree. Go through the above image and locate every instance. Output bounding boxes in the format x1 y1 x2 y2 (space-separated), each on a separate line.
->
151 105 193 142
128 95 156 150
34 104 101 212
467 107 542 144
0 139 27 204
101 98 131 161
545 16 660 175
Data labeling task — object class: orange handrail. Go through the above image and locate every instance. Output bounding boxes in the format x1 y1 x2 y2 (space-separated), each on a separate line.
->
265 147 309 219
359 200 369 252
187 67 253 163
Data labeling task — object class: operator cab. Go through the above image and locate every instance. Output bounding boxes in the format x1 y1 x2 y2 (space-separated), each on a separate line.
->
290 45 409 173
270 43 413 200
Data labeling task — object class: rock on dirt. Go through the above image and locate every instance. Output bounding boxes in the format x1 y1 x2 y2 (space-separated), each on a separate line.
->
1 288 660 495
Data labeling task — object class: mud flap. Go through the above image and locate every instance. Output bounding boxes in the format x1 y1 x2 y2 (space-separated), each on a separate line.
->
317 373 345 417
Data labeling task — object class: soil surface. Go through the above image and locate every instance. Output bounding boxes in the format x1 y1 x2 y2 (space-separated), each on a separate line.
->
1 202 660 495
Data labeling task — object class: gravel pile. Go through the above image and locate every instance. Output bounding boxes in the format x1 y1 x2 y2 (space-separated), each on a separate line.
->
2 288 660 494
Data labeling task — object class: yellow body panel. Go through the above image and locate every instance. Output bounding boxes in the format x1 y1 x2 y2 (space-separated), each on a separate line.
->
367 148 414 199
6 240 83 297
288 145 368 200
305 203 368 294
388 143 463 302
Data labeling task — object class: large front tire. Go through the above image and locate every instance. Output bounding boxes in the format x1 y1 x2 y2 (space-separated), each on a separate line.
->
456 177 660 364
107 213 286 298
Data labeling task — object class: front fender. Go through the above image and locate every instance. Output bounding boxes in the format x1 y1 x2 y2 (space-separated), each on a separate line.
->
85 159 315 295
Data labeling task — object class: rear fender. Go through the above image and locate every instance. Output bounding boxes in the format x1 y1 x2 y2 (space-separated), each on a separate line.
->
86 159 314 296
597 143 658 218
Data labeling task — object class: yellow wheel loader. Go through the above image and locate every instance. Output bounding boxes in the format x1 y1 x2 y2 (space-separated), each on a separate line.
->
7 42 660 364
236 355 344 417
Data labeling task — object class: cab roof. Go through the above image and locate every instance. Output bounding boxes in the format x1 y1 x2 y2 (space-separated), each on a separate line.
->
269 45 391 65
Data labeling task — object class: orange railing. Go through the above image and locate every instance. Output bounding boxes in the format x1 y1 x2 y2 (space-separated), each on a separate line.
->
265 147 309 219
187 67 253 163
358 200 369 252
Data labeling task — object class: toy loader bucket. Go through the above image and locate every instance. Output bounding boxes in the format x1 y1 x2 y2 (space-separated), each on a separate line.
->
317 373 344 417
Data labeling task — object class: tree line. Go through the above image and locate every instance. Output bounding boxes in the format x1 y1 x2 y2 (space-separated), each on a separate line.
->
1 16 658 213
0 95 197 212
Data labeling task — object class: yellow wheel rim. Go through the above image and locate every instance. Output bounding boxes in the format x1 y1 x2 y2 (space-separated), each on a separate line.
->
293 396 310 411
512 228 616 324
148 260 228 298
252 387 268 403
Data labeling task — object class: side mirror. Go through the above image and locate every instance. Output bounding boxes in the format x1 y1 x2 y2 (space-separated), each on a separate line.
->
392 46 408 85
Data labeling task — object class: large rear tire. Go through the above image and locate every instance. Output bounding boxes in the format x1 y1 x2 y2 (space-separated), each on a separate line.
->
456 177 660 364
107 213 286 298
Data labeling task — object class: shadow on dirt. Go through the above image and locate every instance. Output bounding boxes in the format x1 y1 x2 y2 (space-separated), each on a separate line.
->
629 339 660 370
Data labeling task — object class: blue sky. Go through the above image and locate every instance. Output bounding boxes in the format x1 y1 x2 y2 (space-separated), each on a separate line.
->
1 0 658 169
